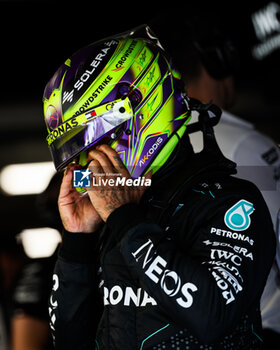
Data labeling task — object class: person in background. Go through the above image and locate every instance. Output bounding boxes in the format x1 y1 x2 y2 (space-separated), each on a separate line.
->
11 253 56 350
0 232 26 350
149 9 280 349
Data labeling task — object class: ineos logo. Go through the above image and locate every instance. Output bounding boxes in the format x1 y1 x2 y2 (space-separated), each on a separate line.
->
132 239 198 308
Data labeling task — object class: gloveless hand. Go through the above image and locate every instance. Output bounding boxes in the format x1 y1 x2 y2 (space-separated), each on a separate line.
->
58 163 103 233
86 144 152 222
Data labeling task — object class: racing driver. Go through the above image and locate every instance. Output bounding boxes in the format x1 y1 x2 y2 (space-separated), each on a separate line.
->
43 26 276 349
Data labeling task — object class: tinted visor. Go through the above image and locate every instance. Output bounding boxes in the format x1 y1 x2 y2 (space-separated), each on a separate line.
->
47 98 133 171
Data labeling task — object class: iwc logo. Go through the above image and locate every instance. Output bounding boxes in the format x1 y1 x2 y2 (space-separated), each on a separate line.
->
224 200 255 231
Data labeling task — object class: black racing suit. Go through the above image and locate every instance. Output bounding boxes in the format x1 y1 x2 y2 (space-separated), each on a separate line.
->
49 135 276 350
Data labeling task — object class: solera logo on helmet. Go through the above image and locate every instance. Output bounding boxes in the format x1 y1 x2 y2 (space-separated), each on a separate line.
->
73 49 110 91
63 41 115 105
139 137 163 167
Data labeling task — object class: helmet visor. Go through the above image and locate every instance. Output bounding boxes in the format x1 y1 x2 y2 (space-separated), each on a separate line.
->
47 98 133 171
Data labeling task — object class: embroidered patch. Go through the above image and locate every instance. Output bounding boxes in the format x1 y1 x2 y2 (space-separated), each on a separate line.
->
224 200 255 231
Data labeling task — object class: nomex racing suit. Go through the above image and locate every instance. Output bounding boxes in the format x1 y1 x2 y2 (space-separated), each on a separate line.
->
49 139 276 350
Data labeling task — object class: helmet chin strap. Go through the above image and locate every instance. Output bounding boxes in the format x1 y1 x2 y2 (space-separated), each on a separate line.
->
186 98 235 165
186 97 222 134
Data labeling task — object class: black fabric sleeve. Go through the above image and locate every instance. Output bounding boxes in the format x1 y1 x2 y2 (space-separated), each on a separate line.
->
106 203 147 241
49 231 102 350
107 191 276 343
59 229 100 263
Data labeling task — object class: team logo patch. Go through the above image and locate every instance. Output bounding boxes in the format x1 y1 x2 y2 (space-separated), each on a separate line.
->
73 169 91 188
224 200 255 231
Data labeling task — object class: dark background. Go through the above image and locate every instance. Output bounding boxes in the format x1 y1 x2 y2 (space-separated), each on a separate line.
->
0 1 279 236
